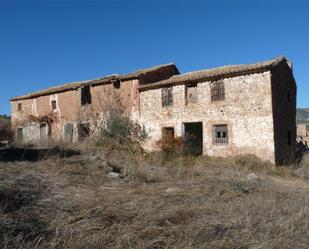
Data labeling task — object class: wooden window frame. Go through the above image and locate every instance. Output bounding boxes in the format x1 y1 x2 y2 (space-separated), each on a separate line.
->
213 124 228 144
211 81 225 102
162 87 173 107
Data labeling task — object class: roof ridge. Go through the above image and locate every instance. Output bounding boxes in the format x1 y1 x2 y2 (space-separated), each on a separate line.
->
178 56 287 77
10 74 119 101
11 63 178 101
139 56 289 91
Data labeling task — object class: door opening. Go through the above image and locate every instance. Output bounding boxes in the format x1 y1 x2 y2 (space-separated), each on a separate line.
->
183 122 203 155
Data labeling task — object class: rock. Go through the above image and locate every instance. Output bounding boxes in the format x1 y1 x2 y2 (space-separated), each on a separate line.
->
89 152 98 161
246 173 258 181
165 187 181 193
107 172 120 178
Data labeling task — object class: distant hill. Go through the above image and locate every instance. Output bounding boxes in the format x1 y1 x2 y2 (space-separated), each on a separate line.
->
297 108 309 124
0 115 10 124
0 115 10 126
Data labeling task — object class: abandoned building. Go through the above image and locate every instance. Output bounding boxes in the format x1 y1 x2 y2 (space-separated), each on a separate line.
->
10 56 296 164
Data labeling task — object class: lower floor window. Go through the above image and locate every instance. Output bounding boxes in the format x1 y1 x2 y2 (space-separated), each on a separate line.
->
213 124 228 144
162 127 174 138
79 123 90 140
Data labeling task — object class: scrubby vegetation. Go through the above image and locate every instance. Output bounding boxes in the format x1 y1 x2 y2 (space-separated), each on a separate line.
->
0 144 308 249
1 109 308 248
0 115 11 142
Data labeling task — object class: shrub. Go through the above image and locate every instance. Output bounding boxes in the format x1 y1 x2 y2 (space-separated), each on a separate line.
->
101 107 147 146
227 175 261 194
156 135 184 157
0 121 12 142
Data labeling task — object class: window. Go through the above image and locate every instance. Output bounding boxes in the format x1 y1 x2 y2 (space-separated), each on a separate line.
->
288 131 291 145
18 103 22 111
287 89 291 102
185 84 197 105
213 125 228 144
162 127 174 138
81 85 92 106
162 87 173 107
113 79 120 89
211 81 225 102
51 100 57 110
79 123 90 141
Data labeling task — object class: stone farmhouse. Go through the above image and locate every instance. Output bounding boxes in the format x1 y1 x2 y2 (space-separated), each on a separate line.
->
10 56 296 164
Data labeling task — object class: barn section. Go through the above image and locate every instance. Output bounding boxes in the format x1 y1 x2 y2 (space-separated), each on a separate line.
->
139 56 296 164
10 63 179 144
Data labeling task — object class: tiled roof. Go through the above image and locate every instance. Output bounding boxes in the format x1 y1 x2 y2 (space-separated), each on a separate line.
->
10 63 177 101
139 56 289 91
119 63 177 80
10 75 118 101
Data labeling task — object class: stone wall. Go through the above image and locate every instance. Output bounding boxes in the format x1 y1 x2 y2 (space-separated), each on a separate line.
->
139 71 276 163
271 62 297 164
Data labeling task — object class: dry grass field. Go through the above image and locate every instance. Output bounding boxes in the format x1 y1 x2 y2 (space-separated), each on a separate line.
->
0 146 308 249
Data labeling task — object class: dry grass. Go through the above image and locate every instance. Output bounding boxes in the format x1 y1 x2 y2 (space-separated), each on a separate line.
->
0 148 308 249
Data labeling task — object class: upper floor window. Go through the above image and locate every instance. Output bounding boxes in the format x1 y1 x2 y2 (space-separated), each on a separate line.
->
213 124 228 144
185 84 197 105
113 79 120 89
51 100 57 111
17 103 22 111
81 85 92 106
211 81 225 102
162 86 173 107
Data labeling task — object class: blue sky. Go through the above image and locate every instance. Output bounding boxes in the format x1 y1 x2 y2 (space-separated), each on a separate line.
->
0 0 308 115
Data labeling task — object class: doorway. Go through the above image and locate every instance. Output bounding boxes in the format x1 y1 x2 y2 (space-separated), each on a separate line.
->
183 122 203 155
40 123 51 146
